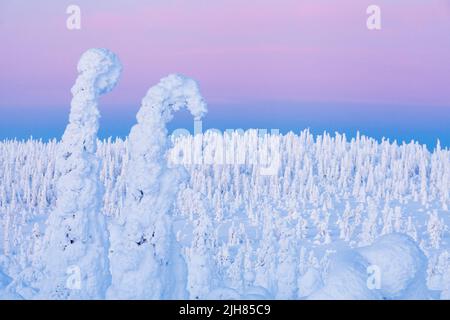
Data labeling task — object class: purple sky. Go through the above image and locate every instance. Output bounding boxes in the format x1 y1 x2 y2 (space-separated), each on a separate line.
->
0 0 449 145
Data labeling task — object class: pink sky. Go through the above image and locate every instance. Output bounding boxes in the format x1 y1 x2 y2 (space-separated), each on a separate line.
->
1 0 450 109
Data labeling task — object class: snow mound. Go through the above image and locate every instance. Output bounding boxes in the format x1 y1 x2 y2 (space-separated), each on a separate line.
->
308 234 428 300
308 250 381 300
357 233 429 299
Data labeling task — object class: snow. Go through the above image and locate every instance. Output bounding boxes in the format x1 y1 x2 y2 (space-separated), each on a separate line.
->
308 250 381 300
34 48 122 299
357 233 429 299
1 129 449 300
298 268 323 298
0 269 11 289
0 267 22 299
309 234 429 300
107 74 207 299
207 287 241 300
0 49 449 300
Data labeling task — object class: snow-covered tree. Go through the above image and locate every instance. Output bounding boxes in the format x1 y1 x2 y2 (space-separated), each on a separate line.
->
427 210 446 250
405 216 418 242
37 48 122 299
254 207 277 294
186 199 216 299
276 225 298 299
107 74 207 299
227 244 245 293
337 201 353 241
359 197 379 246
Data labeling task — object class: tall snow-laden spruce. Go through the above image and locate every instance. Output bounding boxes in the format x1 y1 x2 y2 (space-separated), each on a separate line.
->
38 49 122 299
107 74 207 299
187 210 216 299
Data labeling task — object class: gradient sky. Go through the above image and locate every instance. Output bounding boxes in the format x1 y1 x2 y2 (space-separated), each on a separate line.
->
1 0 449 147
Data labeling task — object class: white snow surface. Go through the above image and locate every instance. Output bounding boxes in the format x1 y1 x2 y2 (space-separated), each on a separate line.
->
309 234 429 299
307 249 381 300
357 233 429 299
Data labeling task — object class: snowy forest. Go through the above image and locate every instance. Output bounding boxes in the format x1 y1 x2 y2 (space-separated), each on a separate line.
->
0 49 449 300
